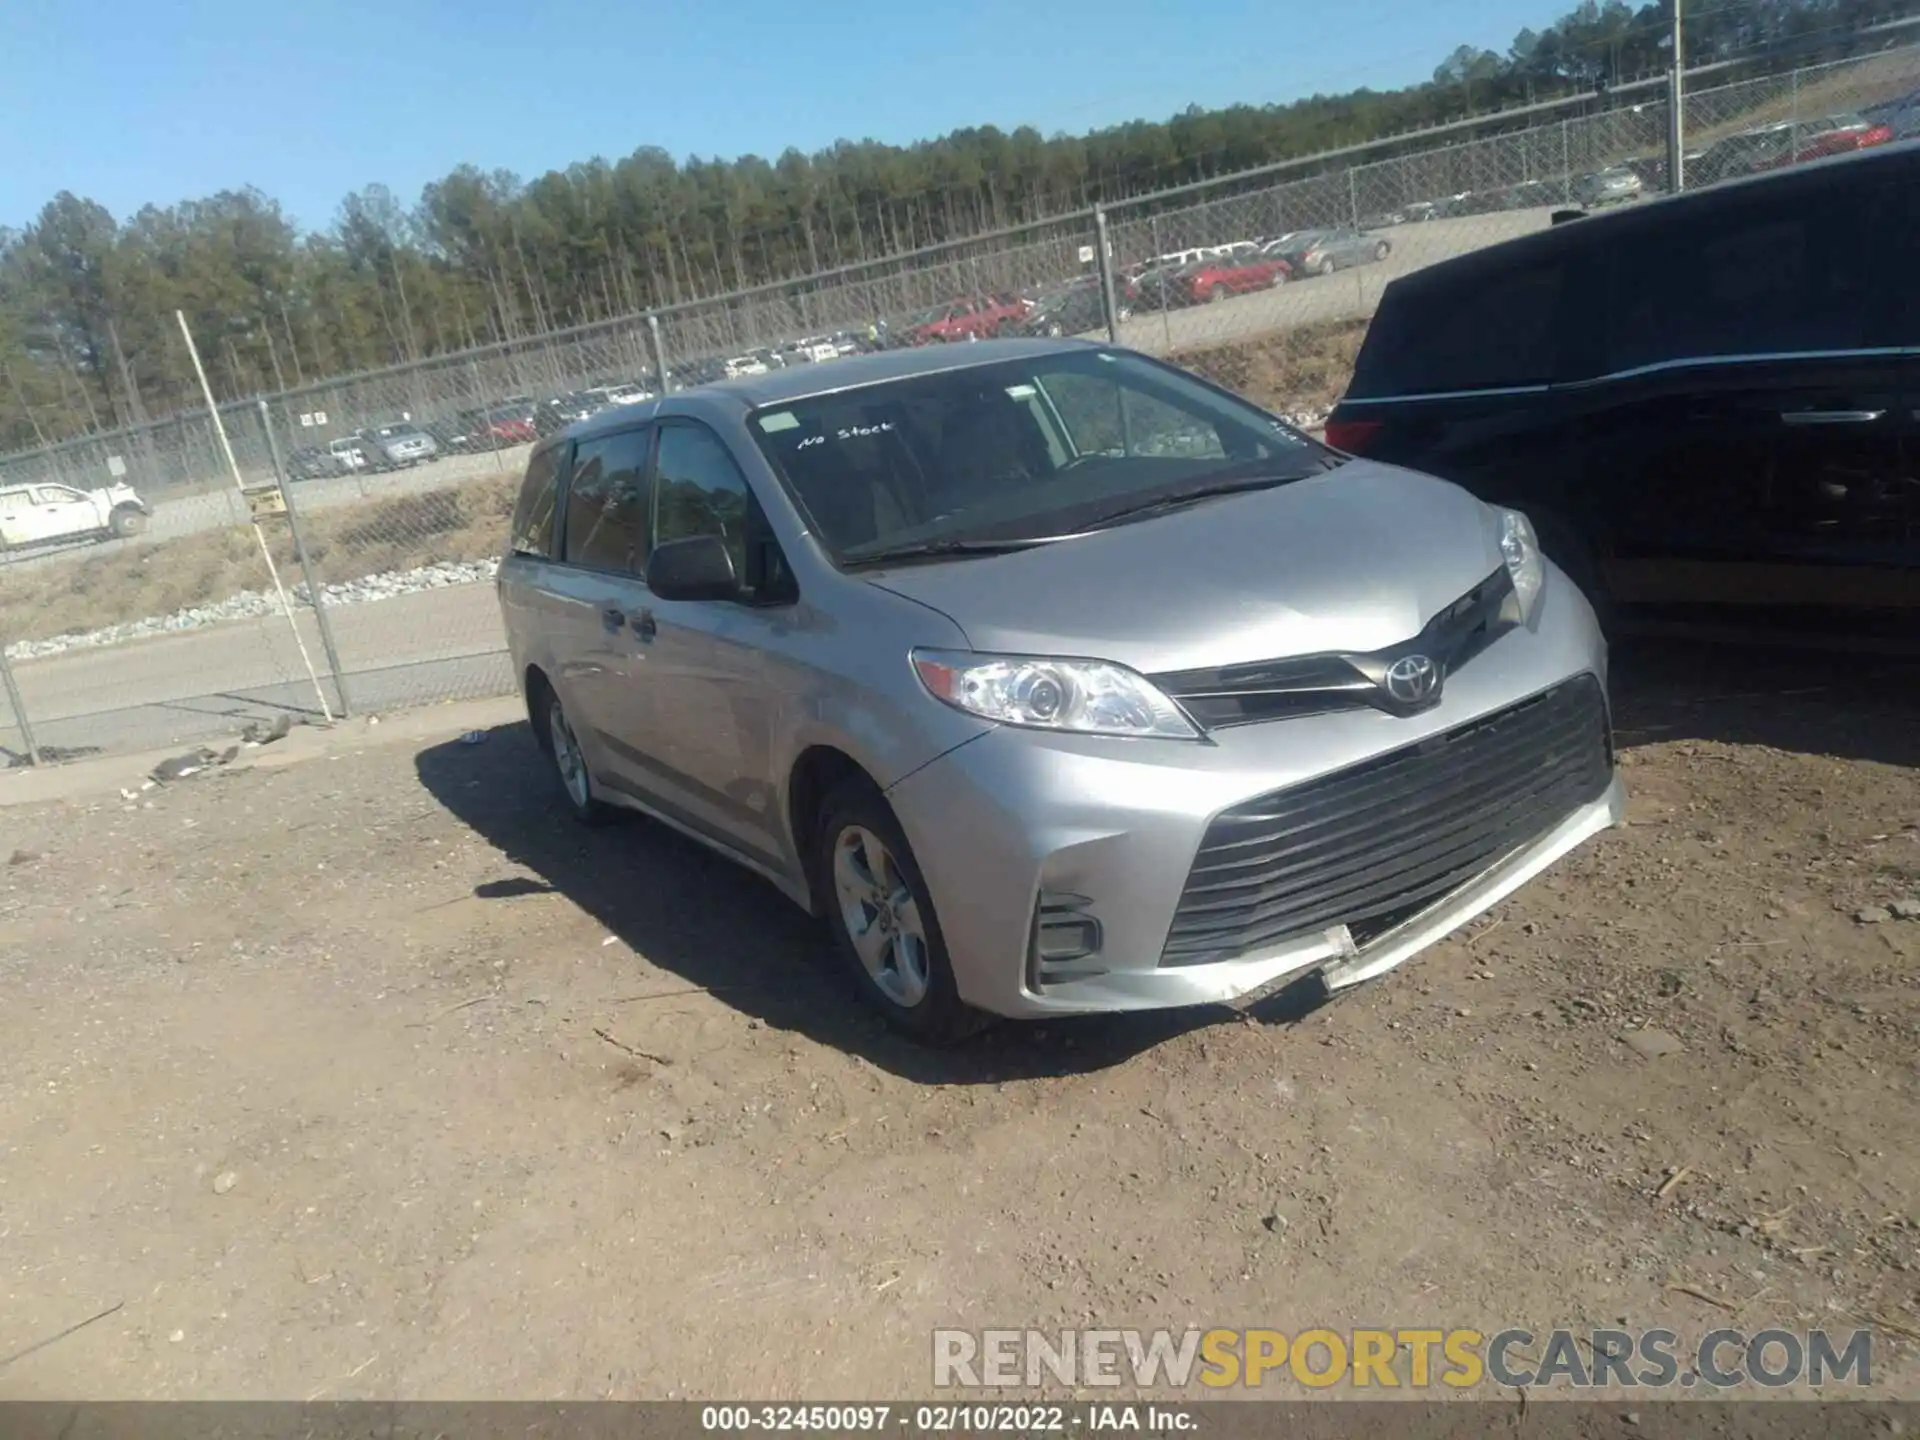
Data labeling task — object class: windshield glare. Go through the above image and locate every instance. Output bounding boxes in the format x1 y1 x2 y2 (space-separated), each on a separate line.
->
749 349 1330 563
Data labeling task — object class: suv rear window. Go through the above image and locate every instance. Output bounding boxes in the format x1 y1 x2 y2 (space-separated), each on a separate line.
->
1348 256 1569 398
1602 185 1876 370
508 444 564 558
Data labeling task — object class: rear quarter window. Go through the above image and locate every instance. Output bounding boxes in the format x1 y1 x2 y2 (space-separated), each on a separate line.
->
508 444 564 558
1348 254 1570 398
1603 179 1884 369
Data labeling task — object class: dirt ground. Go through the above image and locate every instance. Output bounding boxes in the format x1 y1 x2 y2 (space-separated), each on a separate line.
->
1 637 1918 1402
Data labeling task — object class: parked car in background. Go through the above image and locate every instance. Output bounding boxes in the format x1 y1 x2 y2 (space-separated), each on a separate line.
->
286 444 336 480
904 294 1032 344
357 422 440 468
1020 276 1125 336
498 338 1620 1041
327 436 370 472
1324 141 1920 649
1171 250 1292 304
0 479 151 549
722 355 771 379
1262 228 1390 277
1761 113 1893 167
536 387 647 436
1571 166 1644 207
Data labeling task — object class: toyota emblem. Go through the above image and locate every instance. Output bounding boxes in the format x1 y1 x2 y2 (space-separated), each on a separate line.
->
1383 653 1441 706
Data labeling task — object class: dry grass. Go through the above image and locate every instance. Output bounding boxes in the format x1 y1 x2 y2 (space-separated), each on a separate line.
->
1171 315 1369 417
1 472 519 645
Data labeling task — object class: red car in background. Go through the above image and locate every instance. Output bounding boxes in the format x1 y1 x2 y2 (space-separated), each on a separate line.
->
1171 252 1292 306
1769 113 1894 166
904 294 1032 344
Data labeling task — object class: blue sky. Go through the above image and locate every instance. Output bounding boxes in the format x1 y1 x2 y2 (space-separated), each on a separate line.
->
3 0 1550 234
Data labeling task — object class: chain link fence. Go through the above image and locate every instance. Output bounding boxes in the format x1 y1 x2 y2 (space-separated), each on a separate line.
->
3 41 1916 765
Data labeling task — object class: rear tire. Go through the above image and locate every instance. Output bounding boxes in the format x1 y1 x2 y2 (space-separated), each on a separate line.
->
1374 240 1391 260
109 505 147 539
1207 284 1229 304
539 685 612 826
813 780 986 1046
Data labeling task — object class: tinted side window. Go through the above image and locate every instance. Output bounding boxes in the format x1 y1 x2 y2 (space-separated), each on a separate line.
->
1349 257 1567 396
1603 185 1874 370
653 424 753 583
508 445 564 558
561 426 654 573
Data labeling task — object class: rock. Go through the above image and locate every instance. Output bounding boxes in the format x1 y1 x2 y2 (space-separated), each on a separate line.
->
1262 1212 1289 1233
1890 899 1920 921
169 1329 185 1344
1620 1027 1684 1060
241 714 293 746
212 1170 238 1195
7 848 39 866
1855 906 1893 924
151 749 220 783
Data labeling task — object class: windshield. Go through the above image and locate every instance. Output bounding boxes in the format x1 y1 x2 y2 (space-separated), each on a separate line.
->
748 348 1334 564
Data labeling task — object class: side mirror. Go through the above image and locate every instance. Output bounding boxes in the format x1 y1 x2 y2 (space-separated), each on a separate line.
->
647 534 738 602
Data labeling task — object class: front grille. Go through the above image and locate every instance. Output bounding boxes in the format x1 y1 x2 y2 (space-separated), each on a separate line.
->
1152 566 1514 729
1159 675 1611 968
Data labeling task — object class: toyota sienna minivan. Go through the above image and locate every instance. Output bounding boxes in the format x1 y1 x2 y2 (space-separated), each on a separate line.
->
497 339 1623 1042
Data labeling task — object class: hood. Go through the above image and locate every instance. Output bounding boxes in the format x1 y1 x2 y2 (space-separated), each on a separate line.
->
864 461 1507 675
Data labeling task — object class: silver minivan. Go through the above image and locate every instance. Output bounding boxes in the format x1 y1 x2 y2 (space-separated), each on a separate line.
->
497 339 1623 1042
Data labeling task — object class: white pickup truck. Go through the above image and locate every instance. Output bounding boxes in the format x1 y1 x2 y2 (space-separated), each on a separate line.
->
0 480 152 550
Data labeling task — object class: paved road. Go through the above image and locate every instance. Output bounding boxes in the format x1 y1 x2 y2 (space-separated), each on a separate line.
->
3 582 513 761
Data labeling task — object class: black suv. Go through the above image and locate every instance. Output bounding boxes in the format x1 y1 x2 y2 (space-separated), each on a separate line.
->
1325 142 1919 645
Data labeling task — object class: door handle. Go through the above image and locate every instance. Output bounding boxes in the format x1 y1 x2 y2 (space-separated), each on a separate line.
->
632 609 658 642
1780 409 1886 425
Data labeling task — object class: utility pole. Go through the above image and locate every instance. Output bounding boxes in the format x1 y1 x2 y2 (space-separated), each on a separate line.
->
1667 0 1686 193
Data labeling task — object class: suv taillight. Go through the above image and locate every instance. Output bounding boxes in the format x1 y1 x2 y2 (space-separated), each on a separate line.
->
1323 417 1382 453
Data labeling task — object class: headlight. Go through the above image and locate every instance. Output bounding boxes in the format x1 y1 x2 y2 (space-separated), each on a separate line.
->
1498 508 1545 622
911 649 1200 739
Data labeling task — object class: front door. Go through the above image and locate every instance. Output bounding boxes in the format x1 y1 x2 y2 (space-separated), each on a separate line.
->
1580 171 1913 629
25 486 99 544
635 421 788 867
545 424 663 802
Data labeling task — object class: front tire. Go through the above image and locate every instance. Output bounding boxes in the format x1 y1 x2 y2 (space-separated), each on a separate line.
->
1318 256 1337 277
1207 284 1229 304
109 505 148 538
542 688 612 826
1374 240 1391 260
814 781 984 1045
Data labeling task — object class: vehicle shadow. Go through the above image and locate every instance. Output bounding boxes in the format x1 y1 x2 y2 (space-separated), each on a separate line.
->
414 722 1328 1083
1609 637 1920 770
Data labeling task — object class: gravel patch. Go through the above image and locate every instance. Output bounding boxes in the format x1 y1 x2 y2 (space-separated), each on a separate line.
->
4 558 501 662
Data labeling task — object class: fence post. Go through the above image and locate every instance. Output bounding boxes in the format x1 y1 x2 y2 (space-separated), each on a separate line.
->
0 639 41 767
1560 119 1572 201
1347 168 1360 228
469 357 504 472
1093 210 1122 346
1666 0 1686 193
647 314 673 393
259 401 353 718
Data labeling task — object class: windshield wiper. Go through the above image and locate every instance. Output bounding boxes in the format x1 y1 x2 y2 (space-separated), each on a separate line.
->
1081 472 1306 530
841 535 1070 568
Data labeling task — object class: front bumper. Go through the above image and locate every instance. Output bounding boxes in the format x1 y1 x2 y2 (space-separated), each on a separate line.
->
885 568 1622 1018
